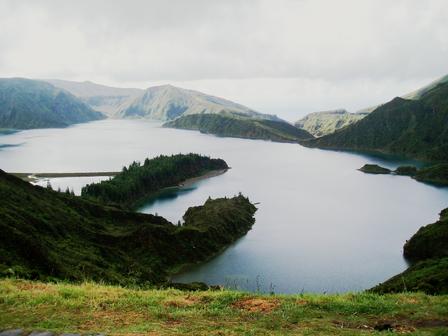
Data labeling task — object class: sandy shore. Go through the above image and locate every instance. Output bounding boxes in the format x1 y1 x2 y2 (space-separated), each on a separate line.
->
10 171 120 182
179 169 228 187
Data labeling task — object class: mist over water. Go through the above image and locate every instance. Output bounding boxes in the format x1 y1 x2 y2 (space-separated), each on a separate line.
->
1 119 447 293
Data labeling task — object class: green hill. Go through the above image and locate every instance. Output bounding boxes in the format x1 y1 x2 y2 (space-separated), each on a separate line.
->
0 169 256 285
0 78 104 129
164 113 313 143
372 208 448 294
294 109 367 137
304 82 448 161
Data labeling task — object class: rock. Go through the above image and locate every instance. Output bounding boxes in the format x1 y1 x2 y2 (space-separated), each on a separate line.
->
29 332 54 336
0 330 24 336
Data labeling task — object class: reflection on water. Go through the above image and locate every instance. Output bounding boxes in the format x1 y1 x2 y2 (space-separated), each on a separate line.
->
1 119 447 293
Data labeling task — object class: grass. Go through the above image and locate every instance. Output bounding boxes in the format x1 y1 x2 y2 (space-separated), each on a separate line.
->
1 279 448 335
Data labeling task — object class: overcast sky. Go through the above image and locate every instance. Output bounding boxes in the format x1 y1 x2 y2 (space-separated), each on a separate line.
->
1 0 447 120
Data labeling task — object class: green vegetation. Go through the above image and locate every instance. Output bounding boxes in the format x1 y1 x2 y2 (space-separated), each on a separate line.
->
358 163 448 186
404 208 448 262
394 165 418 176
164 113 313 143
0 169 256 285
372 258 448 295
1 279 448 335
414 164 448 185
359 164 391 174
305 82 448 161
81 154 228 209
0 78 104 129
294 109 367 137
372 208 448 295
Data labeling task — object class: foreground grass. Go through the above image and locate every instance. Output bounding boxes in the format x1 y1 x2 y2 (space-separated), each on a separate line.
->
1 279 448 335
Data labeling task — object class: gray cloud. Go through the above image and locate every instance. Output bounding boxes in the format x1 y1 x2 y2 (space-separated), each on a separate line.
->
0 0 447 119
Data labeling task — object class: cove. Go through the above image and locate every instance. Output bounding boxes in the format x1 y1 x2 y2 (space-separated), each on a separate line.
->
1 119 447 293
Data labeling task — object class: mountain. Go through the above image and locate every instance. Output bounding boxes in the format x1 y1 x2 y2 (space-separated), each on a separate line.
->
47 81 281 123
119 84 281 121
295 74 448 137
294 109 368 137
45 79 143 117
0 168 256 284
164 113 313 143
304 81 448 161
0 78 104 129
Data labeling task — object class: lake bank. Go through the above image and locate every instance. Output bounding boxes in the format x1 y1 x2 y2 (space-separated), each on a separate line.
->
1 119 447 293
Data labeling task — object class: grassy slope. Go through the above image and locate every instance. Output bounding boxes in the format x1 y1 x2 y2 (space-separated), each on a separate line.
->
0 169 256 285
1 279 447 335
305 82 448 161
164 113 313 143
294 110 366 137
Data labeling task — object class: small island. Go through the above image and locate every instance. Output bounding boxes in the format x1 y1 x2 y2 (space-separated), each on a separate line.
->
359 163 448 186
358 164 391 174
81 153 229 209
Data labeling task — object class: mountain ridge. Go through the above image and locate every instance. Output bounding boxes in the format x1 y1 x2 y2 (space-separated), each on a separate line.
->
303 81 448 161
0 78 104 129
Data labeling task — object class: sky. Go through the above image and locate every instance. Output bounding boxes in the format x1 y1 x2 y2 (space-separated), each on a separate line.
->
1 0 447 121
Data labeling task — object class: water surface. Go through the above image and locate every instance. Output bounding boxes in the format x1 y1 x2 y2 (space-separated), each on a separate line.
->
1 119 447 293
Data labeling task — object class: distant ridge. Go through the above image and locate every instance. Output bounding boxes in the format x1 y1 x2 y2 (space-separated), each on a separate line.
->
118 84 282 121
304 81 448 161
47 79 281 122
294 109 367 137
295 74 448 137
0 78 104 129
45 79 142 117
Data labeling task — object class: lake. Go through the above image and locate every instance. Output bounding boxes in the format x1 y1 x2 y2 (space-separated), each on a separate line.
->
1 119 447 293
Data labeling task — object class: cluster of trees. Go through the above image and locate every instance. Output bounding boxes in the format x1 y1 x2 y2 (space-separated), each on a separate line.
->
81 153 228 208
0 169 256 285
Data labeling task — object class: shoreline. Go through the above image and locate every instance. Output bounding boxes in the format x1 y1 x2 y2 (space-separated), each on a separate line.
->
179 168 229 188
9 171 120 182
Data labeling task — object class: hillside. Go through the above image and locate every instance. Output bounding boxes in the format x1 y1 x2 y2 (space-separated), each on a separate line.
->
403 74 448 100
45 79 142 117
0 78 104 129
81 154 229 209
294 109 367 137
304 82 448 161
372 208 448 294
0 169 256 285
1 279 448 335
164 113 313 143
119 84 281 121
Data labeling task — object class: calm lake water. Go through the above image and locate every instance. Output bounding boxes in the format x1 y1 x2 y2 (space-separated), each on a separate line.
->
1 119 447 293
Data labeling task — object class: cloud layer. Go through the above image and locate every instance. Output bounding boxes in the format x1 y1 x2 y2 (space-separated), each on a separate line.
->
1 0 447 119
